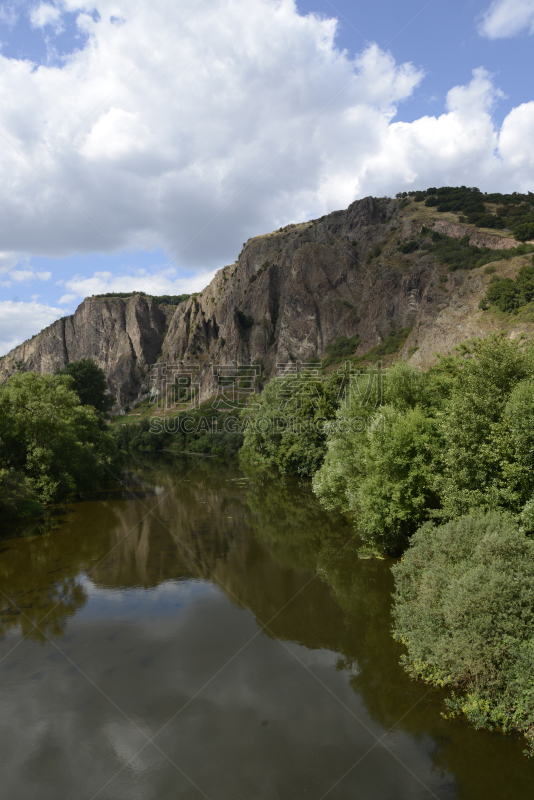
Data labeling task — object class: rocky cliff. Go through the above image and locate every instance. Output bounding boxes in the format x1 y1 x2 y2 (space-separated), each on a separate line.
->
0 294 167 407
2 194 533 408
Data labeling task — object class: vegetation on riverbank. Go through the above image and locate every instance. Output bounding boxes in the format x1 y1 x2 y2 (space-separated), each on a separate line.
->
0 365 120 523
3 332 534 753
240 333 534 751
392 512 534 754
112 402 244 460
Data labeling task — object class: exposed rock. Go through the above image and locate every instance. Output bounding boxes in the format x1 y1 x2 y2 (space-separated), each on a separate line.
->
431 219 518 250
2 195 533 407
0 295 166 407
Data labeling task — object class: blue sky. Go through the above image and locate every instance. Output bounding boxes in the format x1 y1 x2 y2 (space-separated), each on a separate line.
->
0 0 533 354
297 0 534 125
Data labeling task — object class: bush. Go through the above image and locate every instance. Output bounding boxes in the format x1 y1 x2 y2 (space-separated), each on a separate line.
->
323 334 360 366
236 309 254 329
514 222 534 242
392 511 534 753
360 327 412 360
483 264 534 312
0 372 120 504
0 468 44 521
398 240 419 254
420 229 534 273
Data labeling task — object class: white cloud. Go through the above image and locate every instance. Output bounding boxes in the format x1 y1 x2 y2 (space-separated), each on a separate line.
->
61 266 217 301
7 268 52 283
58 292 78 304
479 0 534 38
0 0 531 282
0 300 63 356
10 269 36 282
29 2 63 30
499 101 534 169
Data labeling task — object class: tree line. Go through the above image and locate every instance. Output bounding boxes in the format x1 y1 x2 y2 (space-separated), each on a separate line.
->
239 335 534 753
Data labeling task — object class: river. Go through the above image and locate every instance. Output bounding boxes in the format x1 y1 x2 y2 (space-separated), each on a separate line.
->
0 458 532 799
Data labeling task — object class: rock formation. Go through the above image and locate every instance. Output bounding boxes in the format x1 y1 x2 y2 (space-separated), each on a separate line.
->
0 294 166 407
2 194 533 408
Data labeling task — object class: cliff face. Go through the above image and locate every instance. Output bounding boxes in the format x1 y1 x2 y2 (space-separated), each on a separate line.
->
2 195 533 407
157 195 534 397
0 295 166 407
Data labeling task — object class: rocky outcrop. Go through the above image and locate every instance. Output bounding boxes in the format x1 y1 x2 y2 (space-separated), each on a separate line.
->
158 196 439 399
2 195 533 407
431 219 518 250
0 295 166 407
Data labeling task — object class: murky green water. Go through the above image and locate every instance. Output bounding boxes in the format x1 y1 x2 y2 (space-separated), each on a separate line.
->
1 459 533 800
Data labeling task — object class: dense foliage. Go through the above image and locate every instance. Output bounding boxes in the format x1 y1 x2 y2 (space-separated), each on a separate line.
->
112 403 244 460
311 336 534 552
0 372 120 520
482 261 534 312
238 337 534 749
323 335 360 366
239 371 343 476
58 359 115 415
392 512 534 754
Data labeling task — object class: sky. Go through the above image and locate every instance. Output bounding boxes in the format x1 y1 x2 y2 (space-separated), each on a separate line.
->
0 0 533 355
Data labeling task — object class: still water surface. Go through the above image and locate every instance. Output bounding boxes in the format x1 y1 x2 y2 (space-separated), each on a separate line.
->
1 459 533 800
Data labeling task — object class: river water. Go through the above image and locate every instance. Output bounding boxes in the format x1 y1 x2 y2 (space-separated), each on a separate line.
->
0 458 532 800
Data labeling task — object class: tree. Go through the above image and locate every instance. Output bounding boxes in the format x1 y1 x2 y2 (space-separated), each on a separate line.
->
437 335 531 518
514 221 534 242
58 359 115 415
0 372 119 505
313 361 439 553
392 511 534 754
240 371 342 476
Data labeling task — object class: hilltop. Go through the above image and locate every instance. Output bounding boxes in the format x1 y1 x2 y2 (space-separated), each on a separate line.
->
2 187 534 410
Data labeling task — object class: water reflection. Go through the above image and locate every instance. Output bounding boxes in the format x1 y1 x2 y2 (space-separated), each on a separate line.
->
0 458 532 800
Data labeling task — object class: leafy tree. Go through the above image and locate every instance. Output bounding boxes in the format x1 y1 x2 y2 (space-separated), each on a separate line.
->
240 371 342 476
494 377 534 512
113 403 244 460
0 372 119 505
355 406 440 553
392 511 534 754
437 335 531 518
313 361 440 552
0 468 43 520
514 221 534 242
58 359 115 415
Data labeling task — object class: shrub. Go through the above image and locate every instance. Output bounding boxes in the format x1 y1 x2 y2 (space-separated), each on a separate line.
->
392 511 534 754
483 264 534 312
236 309 254 329
323 334 360 366
398 240 419 254
0 468 44 521
514 222 534 242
